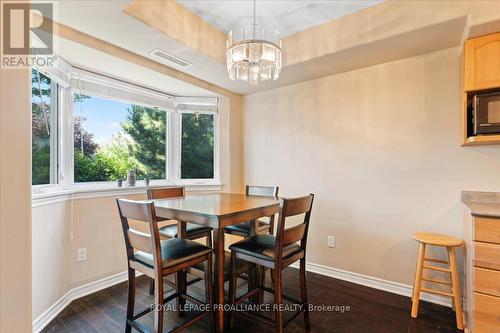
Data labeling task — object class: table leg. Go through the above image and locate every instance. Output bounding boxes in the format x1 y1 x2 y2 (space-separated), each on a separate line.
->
249 219 259 303
177 221 187 316
213 227 225 333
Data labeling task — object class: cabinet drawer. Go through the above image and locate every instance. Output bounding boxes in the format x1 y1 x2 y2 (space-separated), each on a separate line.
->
474 216 500 244
474 292 500 333
475 241 500 271
475 267 500 297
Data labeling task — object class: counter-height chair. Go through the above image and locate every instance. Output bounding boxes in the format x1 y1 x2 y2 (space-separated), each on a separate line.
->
224 185 279 237
147 187 213 247
116 198 213 333
147 187 213 295
228 194 315 333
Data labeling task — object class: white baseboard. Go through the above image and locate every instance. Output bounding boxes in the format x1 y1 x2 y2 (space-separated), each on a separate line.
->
290 261 452 308
32 271 130 333
33 262 452 332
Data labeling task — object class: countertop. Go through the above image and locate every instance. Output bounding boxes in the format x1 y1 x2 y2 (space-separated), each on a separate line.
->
462 191 500 218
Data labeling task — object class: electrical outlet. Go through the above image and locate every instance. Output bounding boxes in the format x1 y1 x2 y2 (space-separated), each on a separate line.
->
327 235 335 248
77 248 87 262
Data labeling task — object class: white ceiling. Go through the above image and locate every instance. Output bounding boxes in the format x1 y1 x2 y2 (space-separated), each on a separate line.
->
177 0 382 37
51 1 479 96
53 0 386 95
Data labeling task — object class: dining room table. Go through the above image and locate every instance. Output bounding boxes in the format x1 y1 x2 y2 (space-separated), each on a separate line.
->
153 192 281 333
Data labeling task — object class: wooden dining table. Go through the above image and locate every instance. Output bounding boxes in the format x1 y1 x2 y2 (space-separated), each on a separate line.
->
153 192 281 333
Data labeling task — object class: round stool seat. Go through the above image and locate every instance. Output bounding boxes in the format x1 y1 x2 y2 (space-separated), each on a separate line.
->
412 232 463 247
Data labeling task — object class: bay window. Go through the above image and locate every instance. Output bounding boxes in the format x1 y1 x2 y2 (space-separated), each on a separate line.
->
31 65 220 192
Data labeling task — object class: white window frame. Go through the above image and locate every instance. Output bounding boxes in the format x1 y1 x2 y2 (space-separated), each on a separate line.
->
32 67 221 194
31 69 62 193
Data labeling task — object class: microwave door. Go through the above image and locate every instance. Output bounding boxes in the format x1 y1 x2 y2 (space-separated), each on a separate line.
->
475 94 500 135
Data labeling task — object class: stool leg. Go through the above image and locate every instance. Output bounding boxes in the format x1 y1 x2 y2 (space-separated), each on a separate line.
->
447 250 456 312
448 247 464 330
411 243 426 318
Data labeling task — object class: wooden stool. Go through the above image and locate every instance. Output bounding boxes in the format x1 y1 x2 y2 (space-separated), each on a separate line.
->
411 232 464 330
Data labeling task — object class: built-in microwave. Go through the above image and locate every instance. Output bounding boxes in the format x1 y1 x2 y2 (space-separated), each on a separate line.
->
473 91 500 135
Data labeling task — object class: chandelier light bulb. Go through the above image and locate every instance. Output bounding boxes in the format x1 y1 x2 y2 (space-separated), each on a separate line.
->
226 0 282 85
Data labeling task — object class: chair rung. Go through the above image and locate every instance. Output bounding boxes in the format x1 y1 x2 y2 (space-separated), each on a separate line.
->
186 277 203 286
180 293 205 306
423 264 451 272
422 277 451 285
132 292 178 320
424 257 448 264
235 288 261 305
169 311 207 333
131 307 153 320
420 287 454 297
284 309 303 328
261 286 303 305
127 319 149 333
238 309 276 326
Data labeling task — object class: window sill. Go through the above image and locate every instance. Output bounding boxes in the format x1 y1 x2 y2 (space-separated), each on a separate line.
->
32 183 222 207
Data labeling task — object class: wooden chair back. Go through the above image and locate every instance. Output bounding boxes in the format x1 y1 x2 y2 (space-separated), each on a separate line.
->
246 185 279 234
245 185 279 197
147 186 185 200
275 194 315 258
116 198 162 267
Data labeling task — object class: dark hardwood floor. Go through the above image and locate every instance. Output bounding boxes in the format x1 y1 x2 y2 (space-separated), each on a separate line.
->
42 268 463 333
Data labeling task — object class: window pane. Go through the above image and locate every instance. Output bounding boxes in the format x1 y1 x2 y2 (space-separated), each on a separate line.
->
181 113 214 179
32 68 57 185
73 94 167 182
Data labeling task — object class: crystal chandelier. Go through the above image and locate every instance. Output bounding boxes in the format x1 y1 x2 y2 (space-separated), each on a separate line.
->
226 0 282 85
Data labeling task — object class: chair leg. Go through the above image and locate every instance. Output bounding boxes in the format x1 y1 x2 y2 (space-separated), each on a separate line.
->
153 273 164 333
149 277 155 295
411 243 426 318
274 268 284 333
448 247 464 330
176 270 186 317
125 268 136 333
227 251 237 330
202 253 214 333
299 258 311 330
206 231 213 248
258 265 265 304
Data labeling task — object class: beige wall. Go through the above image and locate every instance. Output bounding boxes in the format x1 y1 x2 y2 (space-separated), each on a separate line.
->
243 47 500 286
0 69 33 332
32 202 71 319
69 194 143 288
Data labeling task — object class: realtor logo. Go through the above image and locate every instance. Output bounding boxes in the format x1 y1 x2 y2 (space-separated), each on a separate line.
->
2 2 53 67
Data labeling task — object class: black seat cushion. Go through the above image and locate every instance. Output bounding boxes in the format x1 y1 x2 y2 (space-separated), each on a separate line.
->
225 219 271 235
133 238 212 269
159 223 212 238
229 234 302 262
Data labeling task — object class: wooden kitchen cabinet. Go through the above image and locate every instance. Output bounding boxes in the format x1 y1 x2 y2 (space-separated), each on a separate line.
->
463 193 500 332
472 215 500 332
465 32 500 92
